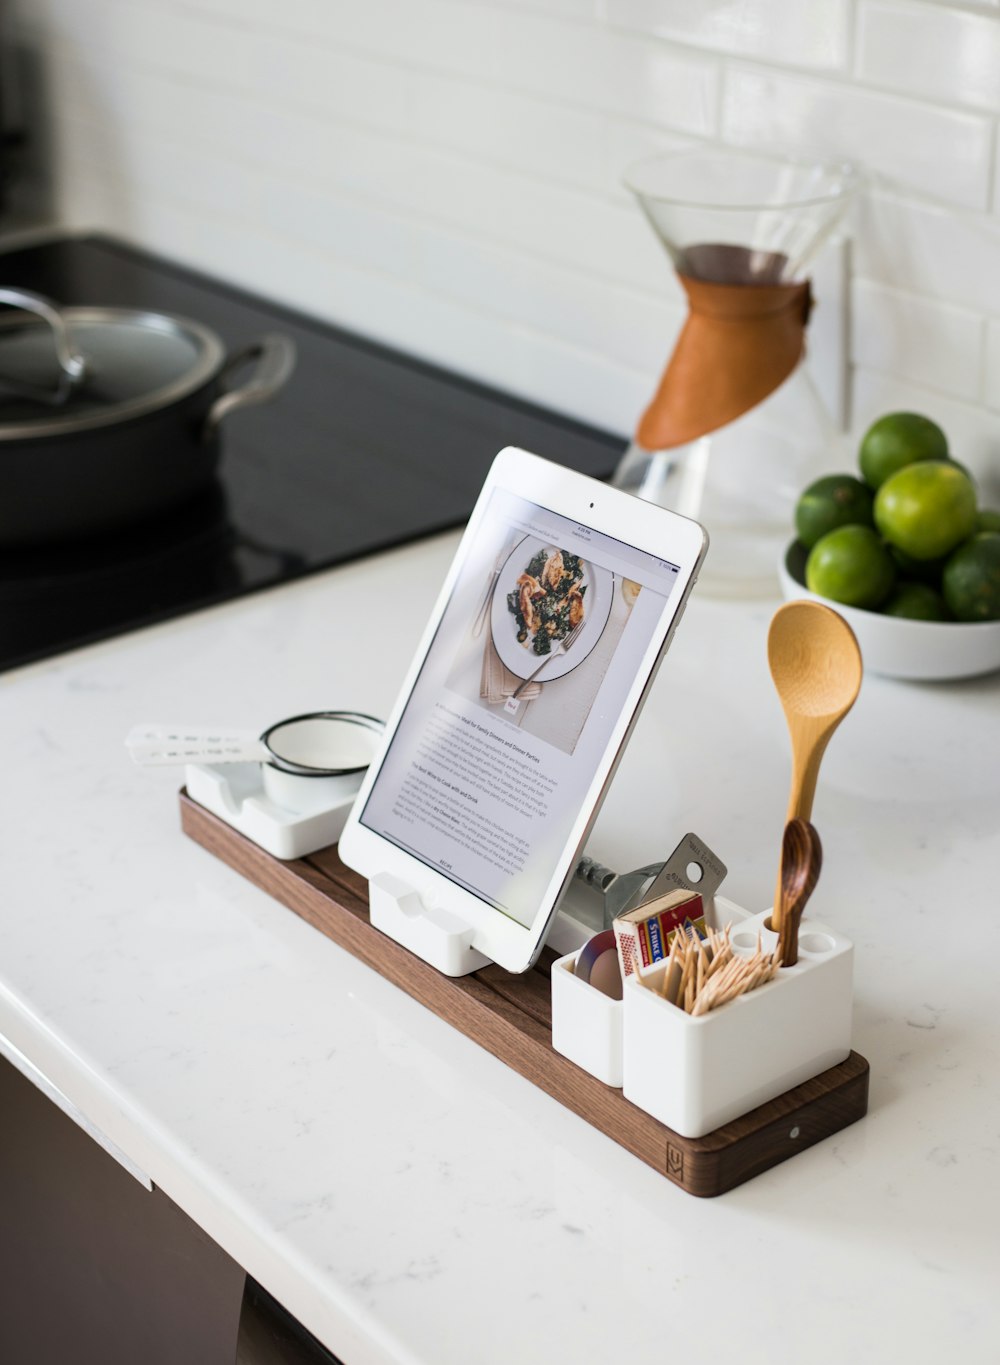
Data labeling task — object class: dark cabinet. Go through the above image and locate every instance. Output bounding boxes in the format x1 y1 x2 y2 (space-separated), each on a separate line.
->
0 1055 342 1365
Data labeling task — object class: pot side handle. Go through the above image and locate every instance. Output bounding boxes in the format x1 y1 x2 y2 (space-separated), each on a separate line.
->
202 333 296 439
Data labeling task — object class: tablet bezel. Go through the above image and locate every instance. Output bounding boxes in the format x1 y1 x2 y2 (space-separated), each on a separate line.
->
338 446 708 973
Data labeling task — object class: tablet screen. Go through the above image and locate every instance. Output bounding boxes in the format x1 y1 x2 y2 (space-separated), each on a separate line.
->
359 487 683 929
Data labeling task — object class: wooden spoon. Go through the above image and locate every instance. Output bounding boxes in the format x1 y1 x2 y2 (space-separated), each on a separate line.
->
774 819 822 967
768 601 861 931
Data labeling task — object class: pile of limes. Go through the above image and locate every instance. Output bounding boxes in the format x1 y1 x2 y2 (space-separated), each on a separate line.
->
794 412 1000 623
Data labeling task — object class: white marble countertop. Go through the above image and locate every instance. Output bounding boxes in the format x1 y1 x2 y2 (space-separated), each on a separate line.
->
3 531 1000 1365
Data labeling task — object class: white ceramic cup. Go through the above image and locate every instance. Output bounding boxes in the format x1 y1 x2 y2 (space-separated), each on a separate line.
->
259 711 384 814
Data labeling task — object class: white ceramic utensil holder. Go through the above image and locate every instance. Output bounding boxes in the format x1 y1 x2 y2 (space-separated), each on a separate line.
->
551 952 624 1087
550 896 854 1139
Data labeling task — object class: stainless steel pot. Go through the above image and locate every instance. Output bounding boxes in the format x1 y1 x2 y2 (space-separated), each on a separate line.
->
0 287 296 546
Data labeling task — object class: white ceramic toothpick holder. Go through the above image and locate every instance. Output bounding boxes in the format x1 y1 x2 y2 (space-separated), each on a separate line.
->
550 896 854 1139
623 908 853 1138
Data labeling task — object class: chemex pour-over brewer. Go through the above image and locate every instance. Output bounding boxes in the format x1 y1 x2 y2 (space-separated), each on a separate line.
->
613 149 859 597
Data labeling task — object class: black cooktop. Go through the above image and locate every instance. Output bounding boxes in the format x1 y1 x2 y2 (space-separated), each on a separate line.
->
0 234 622 671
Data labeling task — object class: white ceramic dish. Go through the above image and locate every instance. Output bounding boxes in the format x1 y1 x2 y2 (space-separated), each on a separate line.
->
780 540 1000 681
185 762 364 860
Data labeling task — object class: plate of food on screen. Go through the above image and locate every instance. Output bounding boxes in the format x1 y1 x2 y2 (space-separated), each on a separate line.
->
490 538 615 682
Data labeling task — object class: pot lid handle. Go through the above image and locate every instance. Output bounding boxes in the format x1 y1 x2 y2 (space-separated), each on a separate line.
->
0 286 88 402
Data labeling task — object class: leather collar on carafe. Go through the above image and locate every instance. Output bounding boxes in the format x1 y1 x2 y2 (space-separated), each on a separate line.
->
636 272 814 453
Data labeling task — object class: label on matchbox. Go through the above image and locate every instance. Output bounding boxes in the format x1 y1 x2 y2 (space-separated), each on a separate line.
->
613 889 706 978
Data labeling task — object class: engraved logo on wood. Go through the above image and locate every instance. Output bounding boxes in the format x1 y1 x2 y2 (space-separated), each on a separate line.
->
667 1143 685 1183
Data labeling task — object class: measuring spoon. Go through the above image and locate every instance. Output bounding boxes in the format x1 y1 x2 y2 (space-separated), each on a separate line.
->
768 600 861 931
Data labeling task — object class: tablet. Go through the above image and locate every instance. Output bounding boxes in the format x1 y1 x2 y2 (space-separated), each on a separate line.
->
338 447 707 973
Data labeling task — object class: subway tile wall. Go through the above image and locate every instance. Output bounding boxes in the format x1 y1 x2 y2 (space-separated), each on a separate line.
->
13 0 1000 485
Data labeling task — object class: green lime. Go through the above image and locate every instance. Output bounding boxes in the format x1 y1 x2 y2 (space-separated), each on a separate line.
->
942 533 1000 622
977 508 1000 533
882 581 951 621
943 457 975 484
806 524 896 609
794 474 874 549
874 461 978 561
889 544 948 586
858 412 948 489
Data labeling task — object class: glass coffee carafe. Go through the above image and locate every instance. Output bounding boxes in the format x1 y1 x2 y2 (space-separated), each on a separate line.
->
613 150 859 597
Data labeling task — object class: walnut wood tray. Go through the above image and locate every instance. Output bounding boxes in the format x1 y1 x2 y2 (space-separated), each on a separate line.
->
180 792 869 1198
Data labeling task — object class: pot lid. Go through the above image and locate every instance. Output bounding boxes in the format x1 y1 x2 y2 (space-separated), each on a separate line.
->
0 306 225 436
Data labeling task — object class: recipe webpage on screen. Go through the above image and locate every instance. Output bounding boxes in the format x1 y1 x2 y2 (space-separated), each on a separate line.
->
361 489 682 928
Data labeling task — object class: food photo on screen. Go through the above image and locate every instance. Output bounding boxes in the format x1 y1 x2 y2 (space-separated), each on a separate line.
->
447 527 643 757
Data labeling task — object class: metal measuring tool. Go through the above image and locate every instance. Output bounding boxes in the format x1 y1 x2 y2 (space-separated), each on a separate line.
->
574 832 727 928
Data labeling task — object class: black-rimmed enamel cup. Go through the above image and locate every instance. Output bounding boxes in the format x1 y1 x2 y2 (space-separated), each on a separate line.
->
259 711 384 814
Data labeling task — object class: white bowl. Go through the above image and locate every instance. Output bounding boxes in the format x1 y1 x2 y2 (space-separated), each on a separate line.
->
779 541 1000 681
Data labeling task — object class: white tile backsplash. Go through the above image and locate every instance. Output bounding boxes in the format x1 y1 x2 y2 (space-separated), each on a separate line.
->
14 0 1000 460
722 66 994 211
851 279 985 402
605 0 852 71
415 227 682 373
985 321 1000 413
855 191 1000 314
857 1 1000 112
976 322 998 412
411 79 608 190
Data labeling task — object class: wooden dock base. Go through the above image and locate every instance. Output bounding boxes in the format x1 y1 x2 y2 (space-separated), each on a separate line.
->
180 792 869 1198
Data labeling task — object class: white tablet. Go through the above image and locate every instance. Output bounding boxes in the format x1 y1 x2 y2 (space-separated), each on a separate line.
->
339 447 707 973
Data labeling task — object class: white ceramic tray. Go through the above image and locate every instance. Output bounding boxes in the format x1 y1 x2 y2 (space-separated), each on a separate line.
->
184 762 359 861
